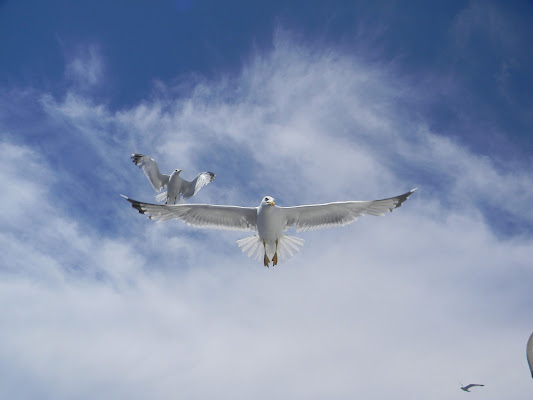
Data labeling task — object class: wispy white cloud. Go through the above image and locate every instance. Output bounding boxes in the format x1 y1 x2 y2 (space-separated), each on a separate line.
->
1 29 532 399
64 44 104 90
41 31 533 221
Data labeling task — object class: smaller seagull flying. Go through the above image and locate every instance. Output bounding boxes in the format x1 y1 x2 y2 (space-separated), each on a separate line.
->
131 154 215 204
527 331 533 378
460 384 484 392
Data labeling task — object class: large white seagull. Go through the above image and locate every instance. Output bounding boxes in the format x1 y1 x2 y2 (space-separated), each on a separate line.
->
123 189 416 267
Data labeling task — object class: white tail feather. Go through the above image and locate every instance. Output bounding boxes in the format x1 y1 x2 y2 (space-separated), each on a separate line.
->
155 191 167 203
236 234 305 264
279 240 294 257
155 192 185 204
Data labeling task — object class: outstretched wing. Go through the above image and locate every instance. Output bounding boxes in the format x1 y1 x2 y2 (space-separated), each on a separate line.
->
463 384 484 390
131 154 170 192
526 333 533 377
122 196 257 231
183 171 216 198
280 189 416 232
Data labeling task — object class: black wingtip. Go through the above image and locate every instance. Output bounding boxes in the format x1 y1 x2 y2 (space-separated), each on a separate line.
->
121 194 147 215
390 187 417 211
131 153 145 165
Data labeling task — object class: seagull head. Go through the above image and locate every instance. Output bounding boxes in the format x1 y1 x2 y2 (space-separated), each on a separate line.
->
261 196 275 206
172 169 182 174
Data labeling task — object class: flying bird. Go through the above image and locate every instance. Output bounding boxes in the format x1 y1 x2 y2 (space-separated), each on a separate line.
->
460 384 485 392
131 153 215 204
526 333 533 378
123 188 416 267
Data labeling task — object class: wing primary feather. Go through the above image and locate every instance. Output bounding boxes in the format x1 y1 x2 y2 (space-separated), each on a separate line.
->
131 154 170 192
282 188 417 232
122 195 257 231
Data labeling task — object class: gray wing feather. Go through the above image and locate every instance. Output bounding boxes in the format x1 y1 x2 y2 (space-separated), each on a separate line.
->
123 196 257 231
463 384 484 390
183 172 216 198
281 189 416 232
131 154 170 192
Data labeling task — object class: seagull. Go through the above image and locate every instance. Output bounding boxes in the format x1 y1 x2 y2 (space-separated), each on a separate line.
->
460 384 485 392
526 333 533 378
131 154 215 204
122 188 416 267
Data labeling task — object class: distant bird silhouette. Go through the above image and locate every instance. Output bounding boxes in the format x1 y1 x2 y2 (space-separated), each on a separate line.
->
527 331 533 378
460 383 484 392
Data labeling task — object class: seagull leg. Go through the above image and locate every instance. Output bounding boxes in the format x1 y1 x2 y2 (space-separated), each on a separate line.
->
263 240 270 267
272 239 279 266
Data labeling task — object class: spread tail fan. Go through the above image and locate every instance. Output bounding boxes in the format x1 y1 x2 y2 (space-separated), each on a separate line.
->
276 235 304 262
155 191 168 204
154 191 184 204
236 234 304 264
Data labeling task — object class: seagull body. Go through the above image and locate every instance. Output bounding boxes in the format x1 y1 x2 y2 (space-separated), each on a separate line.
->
526 333 533 378
123 188 416 266
460 384 484 392
131 154 215 204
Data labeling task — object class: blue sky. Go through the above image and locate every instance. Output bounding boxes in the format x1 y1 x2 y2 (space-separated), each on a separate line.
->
1 1 533 399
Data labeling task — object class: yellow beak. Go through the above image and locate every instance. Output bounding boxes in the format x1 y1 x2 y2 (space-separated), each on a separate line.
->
268 200 275 206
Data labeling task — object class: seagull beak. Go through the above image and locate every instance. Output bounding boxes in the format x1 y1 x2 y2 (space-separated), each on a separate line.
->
268 200 275 206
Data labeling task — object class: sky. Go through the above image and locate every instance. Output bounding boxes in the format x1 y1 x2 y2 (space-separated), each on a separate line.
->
1 0 533 398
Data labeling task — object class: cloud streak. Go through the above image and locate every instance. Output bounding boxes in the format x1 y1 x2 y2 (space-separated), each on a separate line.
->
1 29 532 399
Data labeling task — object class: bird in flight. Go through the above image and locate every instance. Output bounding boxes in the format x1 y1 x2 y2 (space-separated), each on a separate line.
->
460 384 485 392
131 153 215 204
123 188 416 267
